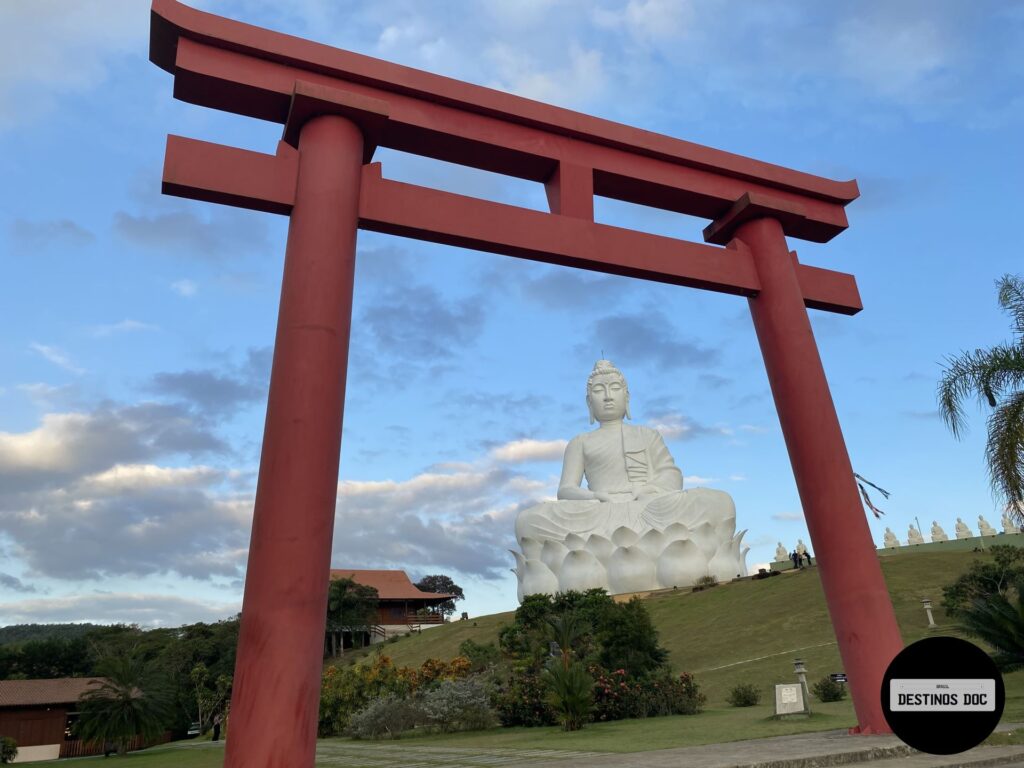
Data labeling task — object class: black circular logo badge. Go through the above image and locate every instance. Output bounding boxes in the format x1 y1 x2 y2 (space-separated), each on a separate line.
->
881 636 1004 754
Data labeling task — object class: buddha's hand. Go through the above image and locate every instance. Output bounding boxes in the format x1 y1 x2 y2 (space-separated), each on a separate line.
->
632 483 664 500
593 491 615 502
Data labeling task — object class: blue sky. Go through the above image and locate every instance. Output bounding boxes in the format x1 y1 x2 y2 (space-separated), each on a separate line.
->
1 0 1022 627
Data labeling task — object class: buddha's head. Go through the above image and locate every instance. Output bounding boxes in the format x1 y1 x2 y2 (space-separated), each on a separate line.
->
586 359 630 424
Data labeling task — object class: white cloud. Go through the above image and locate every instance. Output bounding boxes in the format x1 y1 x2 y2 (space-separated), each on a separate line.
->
89 319 160 337
684 474 717 485
29 343 85 375
0 592 239 628
0 406 222 478
79 463 222 495
772 512 804 522
0 0 145 129
592 0 692 43
490 438 567 463
835 15 954 102
171 279 198 297
485 41 605 108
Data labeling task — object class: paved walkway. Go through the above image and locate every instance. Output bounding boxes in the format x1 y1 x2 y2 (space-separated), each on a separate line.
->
164 726 1024 768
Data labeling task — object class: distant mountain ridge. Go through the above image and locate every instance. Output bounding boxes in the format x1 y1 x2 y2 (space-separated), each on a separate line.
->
0 623 105 646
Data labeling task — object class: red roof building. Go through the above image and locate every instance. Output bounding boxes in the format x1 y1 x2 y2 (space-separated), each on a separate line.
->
328 569 454 628
0 678 100 761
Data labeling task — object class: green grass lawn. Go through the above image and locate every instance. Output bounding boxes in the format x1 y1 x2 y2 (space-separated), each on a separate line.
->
358 549 1007 711
63 701 858 766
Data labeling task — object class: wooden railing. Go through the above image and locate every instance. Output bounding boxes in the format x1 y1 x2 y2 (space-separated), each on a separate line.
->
406 612 443 624
60 731 171 758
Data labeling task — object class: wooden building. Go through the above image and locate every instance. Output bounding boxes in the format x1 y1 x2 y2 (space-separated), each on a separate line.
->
0 678 98 762
328 569 454 642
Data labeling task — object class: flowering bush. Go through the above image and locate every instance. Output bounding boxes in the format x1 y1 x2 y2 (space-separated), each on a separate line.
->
319 655 411 736
491 669 557 727
320 655 477 737
347 694 428 739
591 667 705 721
421 677 497 732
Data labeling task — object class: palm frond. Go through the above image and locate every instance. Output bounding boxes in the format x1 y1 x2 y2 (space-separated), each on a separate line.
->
998 274 1024 339
957 592 1024 671
986 390 1024 513
937 342 1024 437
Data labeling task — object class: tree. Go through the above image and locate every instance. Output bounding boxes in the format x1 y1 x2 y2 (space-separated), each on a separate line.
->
957 591 1024 672
597 597 667 678
938 274 1024 518
189 663 231 733
414 574 464 619
325 577 379 657
941 545 1024 617
74 649 172 756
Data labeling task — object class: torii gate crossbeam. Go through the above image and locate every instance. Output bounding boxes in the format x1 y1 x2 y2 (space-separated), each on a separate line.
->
149 2 904 765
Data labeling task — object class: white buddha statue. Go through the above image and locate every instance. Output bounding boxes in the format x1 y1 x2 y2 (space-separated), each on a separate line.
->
930 521 948 542
1003 509 1021 535
795 539 807 556
775 542 788 562
907 524 925 545
511 360 746 599
978 515 998 537
883 527 900 548
955 517 973 539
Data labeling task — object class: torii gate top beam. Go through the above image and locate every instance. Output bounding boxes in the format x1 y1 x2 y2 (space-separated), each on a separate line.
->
150 0 863 314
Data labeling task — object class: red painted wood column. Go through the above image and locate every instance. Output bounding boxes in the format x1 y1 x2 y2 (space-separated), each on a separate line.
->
734 216 903 734
225 115 363 768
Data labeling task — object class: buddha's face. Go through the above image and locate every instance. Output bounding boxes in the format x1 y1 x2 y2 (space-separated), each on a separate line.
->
588 373 628 423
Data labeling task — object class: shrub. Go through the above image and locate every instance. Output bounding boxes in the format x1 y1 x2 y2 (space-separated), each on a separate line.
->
0 736 16 765
347 694 427 739
319 655 411 736
596 598 667 678
694 575 719 590
727 683 761 707
543 660 593 731
421 677 497 732
459 639 501 671
492 669 557 727
812 676 847 702
591 668 705 720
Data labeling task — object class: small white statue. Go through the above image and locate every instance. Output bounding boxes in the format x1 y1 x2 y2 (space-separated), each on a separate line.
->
775 542 788 562
955 517 973 539
907 524 925 546
511 360 746 599
883 527 900 548
930 521 948 543
978 515 998 537
1002 510 1021 535
795 539 807 556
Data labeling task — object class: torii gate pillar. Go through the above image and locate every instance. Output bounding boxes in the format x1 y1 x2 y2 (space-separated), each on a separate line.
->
225 115 363 768
731 215 902 733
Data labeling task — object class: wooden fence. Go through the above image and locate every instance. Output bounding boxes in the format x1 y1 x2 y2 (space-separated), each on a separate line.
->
60 731 172 758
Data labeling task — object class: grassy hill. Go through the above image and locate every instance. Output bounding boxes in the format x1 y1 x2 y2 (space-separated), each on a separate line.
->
346 548 1024 718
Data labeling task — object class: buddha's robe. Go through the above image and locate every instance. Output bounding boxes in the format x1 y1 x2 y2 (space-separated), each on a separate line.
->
514 423 732 544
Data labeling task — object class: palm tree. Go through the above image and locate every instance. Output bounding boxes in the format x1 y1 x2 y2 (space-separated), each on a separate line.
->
75 650 172 756
938 274 1024 519
957 591 1024 672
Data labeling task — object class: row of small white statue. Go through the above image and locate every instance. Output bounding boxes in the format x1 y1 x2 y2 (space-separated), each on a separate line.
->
773 539 812 562
884 513 1021 548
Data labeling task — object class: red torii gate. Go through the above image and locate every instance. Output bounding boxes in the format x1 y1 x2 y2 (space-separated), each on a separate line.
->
149 2 903 764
